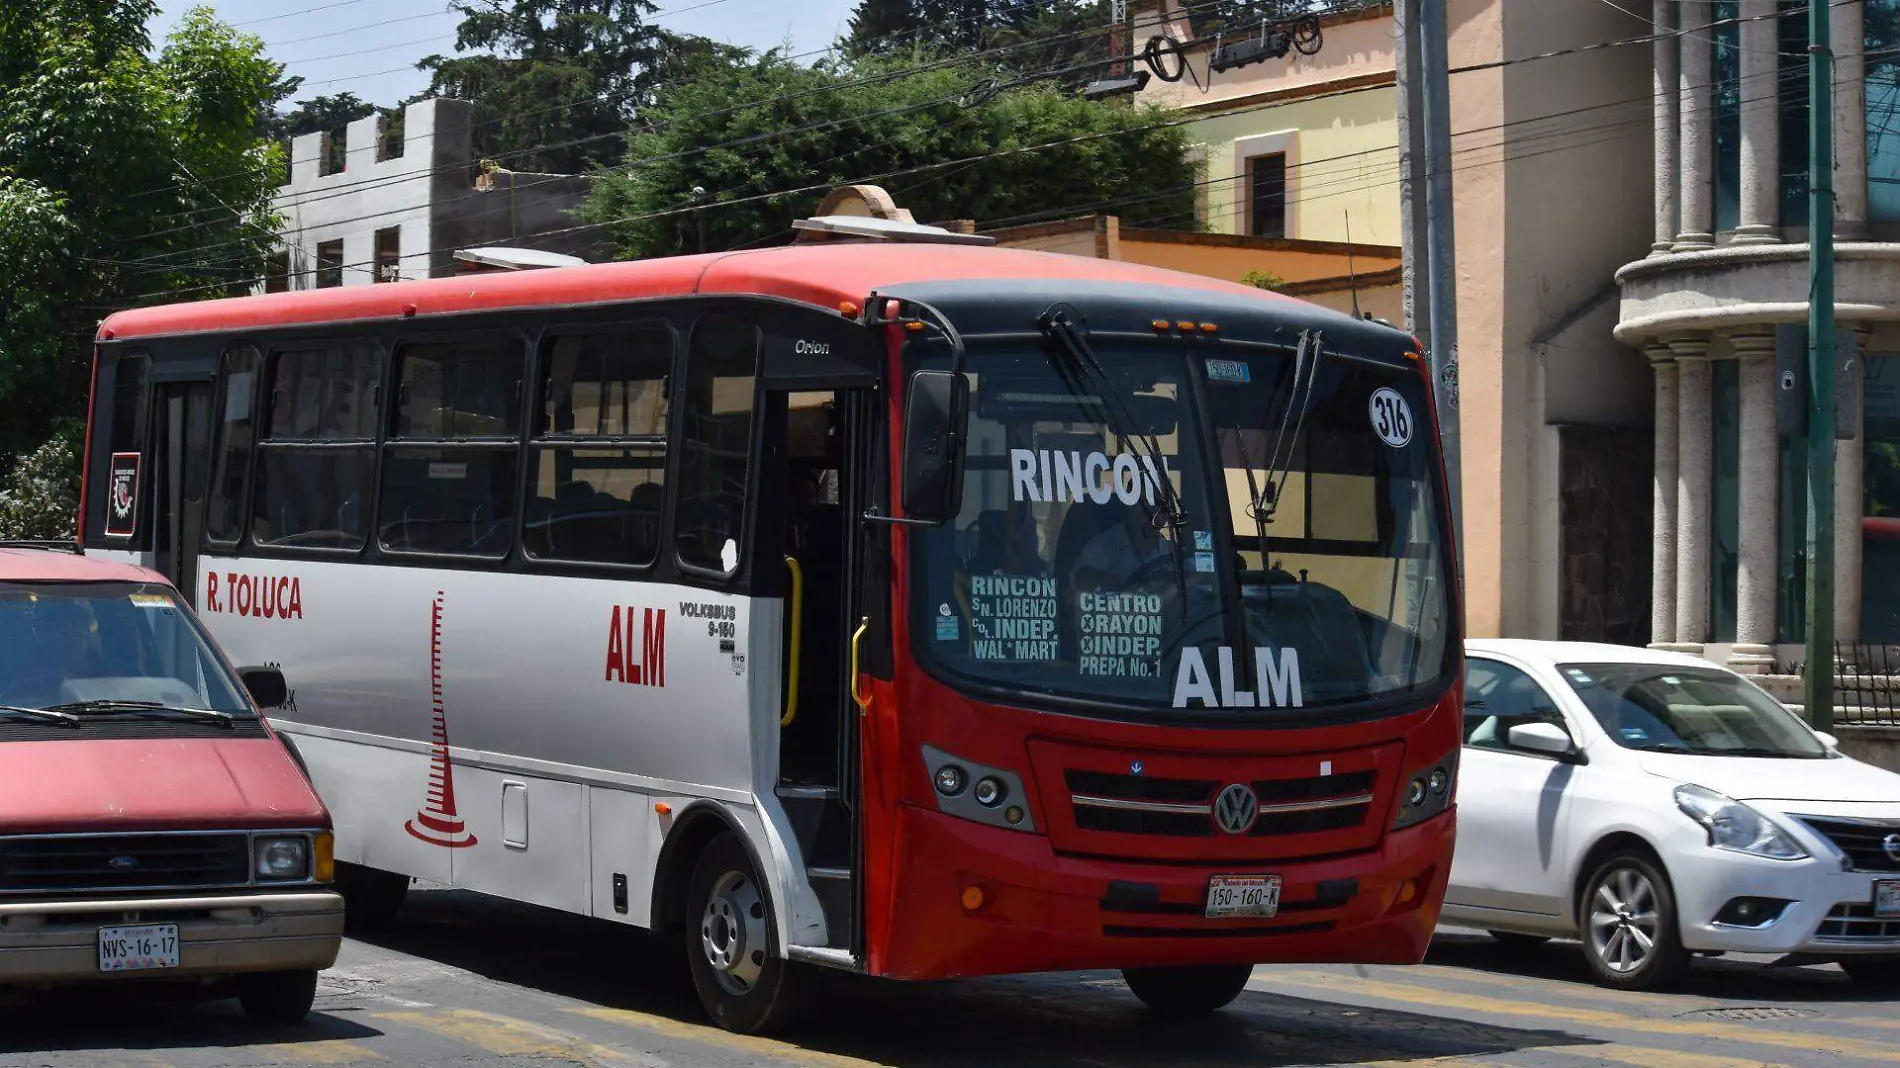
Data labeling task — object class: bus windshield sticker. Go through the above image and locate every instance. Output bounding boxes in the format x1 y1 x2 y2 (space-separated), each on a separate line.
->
1009 448 1167 506
1193 529 1213 551
1172 646 1305 709
968 574 1056 662
935 603 960 641
1077 591 1162 678
1194 551 1216 573
1205 359 1251 384
224 371 253 420
1368 387 1414 448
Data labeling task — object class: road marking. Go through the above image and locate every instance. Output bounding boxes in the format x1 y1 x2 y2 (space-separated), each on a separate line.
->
238 1040 382 1064
565 1004 899 1068
1556 1043 1801 1068
373 1009 661 1067
1254 971 1900 1061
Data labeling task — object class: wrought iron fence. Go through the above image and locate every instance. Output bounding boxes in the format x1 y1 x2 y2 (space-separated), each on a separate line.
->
1833 643 1900 726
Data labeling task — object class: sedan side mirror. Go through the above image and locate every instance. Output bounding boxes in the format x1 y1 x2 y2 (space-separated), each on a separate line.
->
1815 730 1840 751
1508 721 1576 758
238 666 288 710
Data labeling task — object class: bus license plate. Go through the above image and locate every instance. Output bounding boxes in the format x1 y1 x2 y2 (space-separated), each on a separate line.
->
99 924 179 972
1877 880 1900 918
1206 875 1282 919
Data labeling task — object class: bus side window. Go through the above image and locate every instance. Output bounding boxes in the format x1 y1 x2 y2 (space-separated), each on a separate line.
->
252 342 382 551
205 345 259 545
379 338 526 558
525 327 673 566
677 316 760 577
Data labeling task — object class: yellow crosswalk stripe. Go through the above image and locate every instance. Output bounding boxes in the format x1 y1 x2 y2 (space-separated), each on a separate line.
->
238 1040 381 1064
1255 970 1900 1062
565 1004 899 1068
372 1009 652 1066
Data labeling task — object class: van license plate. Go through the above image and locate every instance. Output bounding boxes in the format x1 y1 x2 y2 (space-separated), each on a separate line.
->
1877 880 1900 918
99 924 179 972
1206 875 1282 919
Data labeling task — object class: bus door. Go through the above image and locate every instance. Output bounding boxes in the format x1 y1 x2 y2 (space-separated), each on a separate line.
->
151 381 214 601
757 318 880 956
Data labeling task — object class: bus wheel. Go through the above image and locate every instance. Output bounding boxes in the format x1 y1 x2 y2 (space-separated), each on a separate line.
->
1121 964 1254 1015
685 833 802 1034
336 862 408 932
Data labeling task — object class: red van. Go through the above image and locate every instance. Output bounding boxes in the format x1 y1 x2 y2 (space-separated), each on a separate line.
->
0 544 343 1023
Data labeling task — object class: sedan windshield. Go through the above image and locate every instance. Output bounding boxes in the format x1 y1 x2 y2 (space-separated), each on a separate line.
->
1558 663 1827 758
0 582 252 718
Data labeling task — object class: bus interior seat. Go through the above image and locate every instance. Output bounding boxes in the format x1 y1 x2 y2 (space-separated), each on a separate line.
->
965 509 1009 574
1244 579 1375 694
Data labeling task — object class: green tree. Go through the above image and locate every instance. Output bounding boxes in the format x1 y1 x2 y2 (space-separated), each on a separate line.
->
414 0 736 174
0 2 285 512
584 50 1198 260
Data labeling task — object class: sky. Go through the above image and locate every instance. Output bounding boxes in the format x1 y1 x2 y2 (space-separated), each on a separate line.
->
148 0 862 111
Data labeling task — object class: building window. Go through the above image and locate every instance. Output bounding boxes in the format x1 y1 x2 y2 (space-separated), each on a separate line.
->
1713 0 1741 233
676 316 760 576
264 251 290 293
525 328 674 566
1248 153 1288 238
374 227 400 283
1870 0 1900 221
1776 1 1811 230
1863 353 1900 641
315 239 344 289
379 339 526 557
252 343 382 550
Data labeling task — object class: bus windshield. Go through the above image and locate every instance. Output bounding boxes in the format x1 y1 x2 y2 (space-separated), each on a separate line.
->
910 338 1453 718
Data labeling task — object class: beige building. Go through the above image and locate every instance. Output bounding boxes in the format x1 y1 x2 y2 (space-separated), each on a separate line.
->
1614 0 1900 673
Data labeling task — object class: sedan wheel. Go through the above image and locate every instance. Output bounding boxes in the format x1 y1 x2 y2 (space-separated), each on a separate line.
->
1580 852 1688 990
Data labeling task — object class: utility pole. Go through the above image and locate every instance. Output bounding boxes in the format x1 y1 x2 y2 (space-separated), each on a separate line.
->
1396 0 1431 354
1419 0 1463 550
1804 1 1836 732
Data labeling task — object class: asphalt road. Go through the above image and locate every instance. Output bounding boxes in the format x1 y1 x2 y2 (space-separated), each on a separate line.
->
2 887 1897 1068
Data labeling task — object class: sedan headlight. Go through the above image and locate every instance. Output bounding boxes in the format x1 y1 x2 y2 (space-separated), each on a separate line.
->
254 836 311 880
1673 784 1807 860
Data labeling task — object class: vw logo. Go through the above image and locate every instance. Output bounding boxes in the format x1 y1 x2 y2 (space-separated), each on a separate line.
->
1213 783 1259 836
1883 833 1900 863
107 855 139 871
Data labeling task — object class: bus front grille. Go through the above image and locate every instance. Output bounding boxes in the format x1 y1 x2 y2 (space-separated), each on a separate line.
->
1064 769 1378 838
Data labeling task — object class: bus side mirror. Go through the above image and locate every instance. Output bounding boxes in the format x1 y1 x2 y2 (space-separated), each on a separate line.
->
900 369 968 525
238 666 288 710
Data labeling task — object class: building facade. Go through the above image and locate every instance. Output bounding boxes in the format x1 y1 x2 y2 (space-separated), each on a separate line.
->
262 98 595 292
1614 0 1900 671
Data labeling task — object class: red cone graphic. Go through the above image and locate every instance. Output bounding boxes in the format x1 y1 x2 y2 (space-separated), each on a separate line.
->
406 591 476 848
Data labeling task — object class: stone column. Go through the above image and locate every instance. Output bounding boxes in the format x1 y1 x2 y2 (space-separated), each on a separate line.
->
1734 0 1781 244
1649 346 1681 647
1652 0 1680 255
1672 335 1714 649
1836 325 1868 641
1833 0 1868 238
1729 332 1780 671
1675 0 1715 250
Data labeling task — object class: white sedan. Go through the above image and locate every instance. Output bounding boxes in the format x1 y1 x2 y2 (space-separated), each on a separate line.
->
1444 639 1900 990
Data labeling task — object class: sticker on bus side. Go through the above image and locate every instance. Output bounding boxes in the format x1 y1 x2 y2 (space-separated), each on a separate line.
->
106 452 140 538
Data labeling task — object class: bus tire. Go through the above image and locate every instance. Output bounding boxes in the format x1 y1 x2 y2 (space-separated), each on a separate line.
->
1121 963 1254 1015
336 862 408 932
684 833 803 1034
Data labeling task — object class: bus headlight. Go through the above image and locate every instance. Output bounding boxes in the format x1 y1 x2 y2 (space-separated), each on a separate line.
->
923 744 1036 833
1393 749 1457 830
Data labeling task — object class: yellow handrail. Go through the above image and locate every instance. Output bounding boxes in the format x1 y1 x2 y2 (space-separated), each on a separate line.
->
780 555 803 727
850 616 873 714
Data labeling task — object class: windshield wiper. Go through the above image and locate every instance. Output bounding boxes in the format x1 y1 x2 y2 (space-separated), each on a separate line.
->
1251 329 1323 530
42 700 242 728
1681 745 1813 759
0 704 81 728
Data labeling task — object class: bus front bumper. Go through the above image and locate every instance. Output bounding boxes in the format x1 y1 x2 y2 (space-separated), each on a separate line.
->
0 890 343 986
873 804 1454 980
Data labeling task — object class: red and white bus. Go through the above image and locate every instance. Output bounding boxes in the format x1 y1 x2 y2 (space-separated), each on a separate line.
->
84 225 1462 1032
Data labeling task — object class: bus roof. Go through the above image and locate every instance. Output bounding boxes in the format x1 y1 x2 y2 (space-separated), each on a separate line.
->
97 243 1319 342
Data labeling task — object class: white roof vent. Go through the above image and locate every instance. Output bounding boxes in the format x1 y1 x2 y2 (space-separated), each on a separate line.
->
792 215 995 245
453 246 590 271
